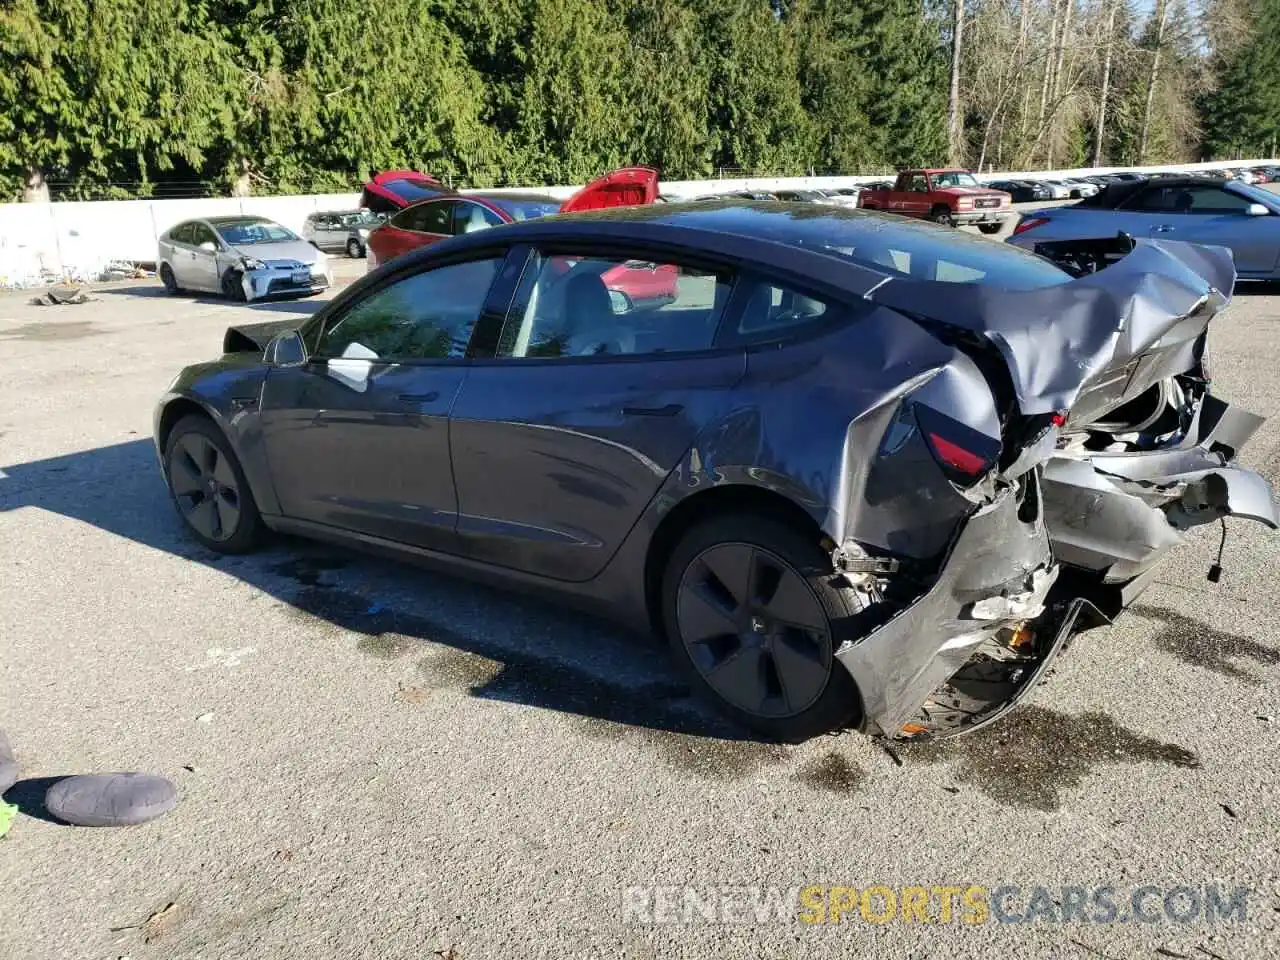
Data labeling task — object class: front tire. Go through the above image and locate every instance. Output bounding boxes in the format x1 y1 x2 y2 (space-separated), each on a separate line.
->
165 415 263 554
977 222 1002 235
929 206 955 227
661 514 862 742
221 268 246 302
346 238 365 258
160 263 180 295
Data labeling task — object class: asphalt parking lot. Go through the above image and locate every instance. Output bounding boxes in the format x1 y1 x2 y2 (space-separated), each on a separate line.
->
2 246 1279 959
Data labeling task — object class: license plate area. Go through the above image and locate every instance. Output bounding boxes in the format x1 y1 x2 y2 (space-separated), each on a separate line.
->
291 268 310 284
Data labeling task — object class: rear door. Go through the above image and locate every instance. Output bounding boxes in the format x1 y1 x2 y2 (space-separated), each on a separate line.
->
447 243 744 581
558 167 660 213
258 251 510 550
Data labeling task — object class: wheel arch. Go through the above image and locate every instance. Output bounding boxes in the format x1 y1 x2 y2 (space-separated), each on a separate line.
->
642 483 829 639
157 396 218 456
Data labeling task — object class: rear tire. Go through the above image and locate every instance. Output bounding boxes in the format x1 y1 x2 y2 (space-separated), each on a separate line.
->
160 263 180 294
929 206 955 227
164 415 263 554
977 223 1002 235
661 513 862 742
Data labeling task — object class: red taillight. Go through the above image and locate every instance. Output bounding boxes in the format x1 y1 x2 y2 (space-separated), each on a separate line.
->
1013 216 1050 236
926 432 989 476
1049 411 1067 427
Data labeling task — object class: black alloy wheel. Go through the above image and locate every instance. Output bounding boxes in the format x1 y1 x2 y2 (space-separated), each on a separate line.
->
165 416 262 553
662 514 862 742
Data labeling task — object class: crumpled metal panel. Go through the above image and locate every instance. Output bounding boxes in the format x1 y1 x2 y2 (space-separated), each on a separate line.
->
867 237 1235 417
836 478 1055 737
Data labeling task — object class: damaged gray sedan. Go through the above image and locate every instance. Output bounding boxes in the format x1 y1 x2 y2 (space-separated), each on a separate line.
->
153 202 1278 743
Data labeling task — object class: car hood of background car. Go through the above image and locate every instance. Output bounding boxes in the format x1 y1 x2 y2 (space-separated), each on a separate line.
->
227 239 324 265
867 235 1235 418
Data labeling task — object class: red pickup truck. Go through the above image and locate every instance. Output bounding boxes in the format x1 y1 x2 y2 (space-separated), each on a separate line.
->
858 169 1012 234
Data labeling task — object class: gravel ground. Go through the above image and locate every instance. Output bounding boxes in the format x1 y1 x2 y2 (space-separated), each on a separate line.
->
1 239 1278 960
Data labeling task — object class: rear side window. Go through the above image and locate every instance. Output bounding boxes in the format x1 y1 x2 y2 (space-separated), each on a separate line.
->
497 251 732 359
1126 185 1253 214
731 280 832 342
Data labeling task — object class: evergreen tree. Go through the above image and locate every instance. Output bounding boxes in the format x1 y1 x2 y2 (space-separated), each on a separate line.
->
1200 0 1280 157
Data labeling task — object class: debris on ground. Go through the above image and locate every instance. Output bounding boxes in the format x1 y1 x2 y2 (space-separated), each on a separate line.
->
0 729 17 793
28 285 97 306
44 773 178 827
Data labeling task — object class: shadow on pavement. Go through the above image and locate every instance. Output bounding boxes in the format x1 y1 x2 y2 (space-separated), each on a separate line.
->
0 439 749 745
2 777 71 825
93 284 331 316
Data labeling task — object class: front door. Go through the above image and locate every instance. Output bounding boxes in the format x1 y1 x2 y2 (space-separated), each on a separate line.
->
258 254 506 550
187 222 222 292
449 246 745 582
1126 183 1279 276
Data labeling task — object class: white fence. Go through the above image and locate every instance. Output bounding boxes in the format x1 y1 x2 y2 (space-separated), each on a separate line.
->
2 159 1275 287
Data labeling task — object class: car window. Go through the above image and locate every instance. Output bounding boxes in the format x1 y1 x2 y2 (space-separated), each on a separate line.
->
190 223 218 247
931 171 980 188
315 258 502 362
216 220 297 245
169 223 194 245
452 201 504 236
732 280 832 341
1125 185 1254 214
394 200 455 234
497 252 732 359
908 176 928 192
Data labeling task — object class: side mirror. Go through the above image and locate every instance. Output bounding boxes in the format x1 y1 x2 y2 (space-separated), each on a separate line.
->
1246 203 1270 216
199 240 218 253
266 330 307 367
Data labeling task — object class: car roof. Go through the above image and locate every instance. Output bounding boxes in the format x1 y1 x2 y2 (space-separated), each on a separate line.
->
205 215 272 227
464 191 560 203
383 199 1071 299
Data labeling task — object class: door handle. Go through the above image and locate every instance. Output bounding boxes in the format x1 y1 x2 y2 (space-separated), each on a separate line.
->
397 391 440 403
622 403 683 417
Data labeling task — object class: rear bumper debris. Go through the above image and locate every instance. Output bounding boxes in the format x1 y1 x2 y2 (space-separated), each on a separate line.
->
835 476 1058 738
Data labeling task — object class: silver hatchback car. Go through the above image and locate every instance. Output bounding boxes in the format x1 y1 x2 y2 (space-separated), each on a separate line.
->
158 216 332 301
302 209 385 258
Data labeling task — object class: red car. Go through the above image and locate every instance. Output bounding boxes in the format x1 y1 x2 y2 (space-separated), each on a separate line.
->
359 170 457 215
365 167 673 308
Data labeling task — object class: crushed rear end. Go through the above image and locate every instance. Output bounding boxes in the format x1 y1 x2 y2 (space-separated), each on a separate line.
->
835 233 1276 739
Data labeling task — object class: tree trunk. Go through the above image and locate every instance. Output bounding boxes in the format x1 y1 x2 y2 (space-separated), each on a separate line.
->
1038 0 1061 128
22 167 50 203
1094 0 1118 167
1138 0 1169 164
1017 0 1032 147
948 0 966 165
1051 0 1073 106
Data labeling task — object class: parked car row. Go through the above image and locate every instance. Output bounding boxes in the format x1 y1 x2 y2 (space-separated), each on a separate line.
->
1009 175 1280 280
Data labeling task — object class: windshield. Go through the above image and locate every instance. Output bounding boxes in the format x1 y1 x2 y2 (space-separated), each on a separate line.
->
216 221 298 245
488 198 562 222
1232 181 1280 209
930 171 981 188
